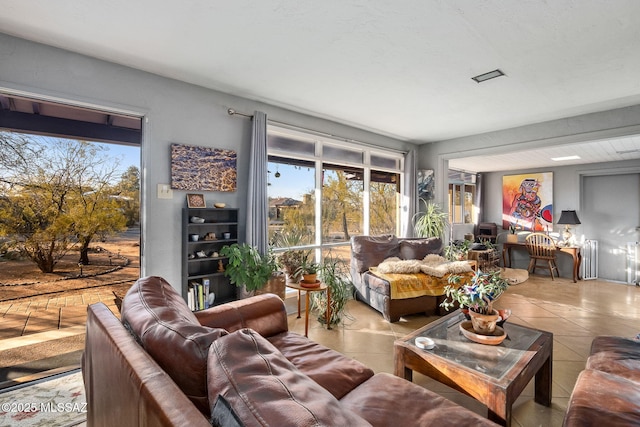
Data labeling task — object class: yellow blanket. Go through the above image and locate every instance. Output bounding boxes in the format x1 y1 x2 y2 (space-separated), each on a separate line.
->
369 268 474 300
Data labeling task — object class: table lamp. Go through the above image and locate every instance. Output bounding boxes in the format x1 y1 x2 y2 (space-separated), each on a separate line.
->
557 210 581 244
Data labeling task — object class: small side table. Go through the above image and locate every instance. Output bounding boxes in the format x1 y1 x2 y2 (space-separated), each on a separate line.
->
285 281 331 337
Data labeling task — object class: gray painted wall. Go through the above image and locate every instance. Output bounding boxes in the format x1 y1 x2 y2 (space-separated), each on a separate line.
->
0 33 414 290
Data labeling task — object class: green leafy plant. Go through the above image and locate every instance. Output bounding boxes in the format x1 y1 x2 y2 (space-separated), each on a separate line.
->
509 220 519 234
219 243 278 291
277 249 306 280
412 199 448 239
444 239 472 261
295 253 319 276
440 270 509 315
310 255 354 326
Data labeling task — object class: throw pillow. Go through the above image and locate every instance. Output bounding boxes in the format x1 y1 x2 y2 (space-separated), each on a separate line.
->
399 237 442 260
350 235 399 273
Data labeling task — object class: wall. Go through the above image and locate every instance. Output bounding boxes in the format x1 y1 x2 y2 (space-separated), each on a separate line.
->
0 33 414 290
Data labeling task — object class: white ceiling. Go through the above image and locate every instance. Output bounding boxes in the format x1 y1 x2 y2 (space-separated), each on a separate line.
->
1 0 640 171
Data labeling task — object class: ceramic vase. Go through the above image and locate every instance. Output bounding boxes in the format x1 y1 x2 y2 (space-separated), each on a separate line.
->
468 308 500 334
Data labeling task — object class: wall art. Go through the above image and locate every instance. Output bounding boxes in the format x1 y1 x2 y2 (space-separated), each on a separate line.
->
502 172 553 232
171 143 237 192
417 169 435 201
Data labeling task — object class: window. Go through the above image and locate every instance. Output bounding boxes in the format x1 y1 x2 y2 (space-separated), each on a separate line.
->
448 170 476 224
267 126 403 265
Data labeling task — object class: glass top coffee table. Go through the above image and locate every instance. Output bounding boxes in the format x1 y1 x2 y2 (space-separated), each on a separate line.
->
394 310 552 427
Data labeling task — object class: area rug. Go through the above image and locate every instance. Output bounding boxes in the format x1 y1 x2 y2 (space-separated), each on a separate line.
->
499 267 529 285
0 371 85 427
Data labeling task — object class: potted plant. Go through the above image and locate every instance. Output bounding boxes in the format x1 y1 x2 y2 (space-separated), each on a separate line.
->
507 220 519 243
413 199 448 239
444 239 472 261
310 255 353 326
296 254 319 284
440 270 510 334
219 243 278 298
277 249 306 283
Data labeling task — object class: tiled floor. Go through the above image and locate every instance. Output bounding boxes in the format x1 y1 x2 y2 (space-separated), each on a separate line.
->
287 274 640 427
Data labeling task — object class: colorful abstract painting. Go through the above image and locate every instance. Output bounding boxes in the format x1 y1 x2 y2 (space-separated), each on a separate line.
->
171 143 237 192
502 172 553 232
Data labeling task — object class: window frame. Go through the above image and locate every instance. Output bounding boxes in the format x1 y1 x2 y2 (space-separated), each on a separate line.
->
267 125 404 261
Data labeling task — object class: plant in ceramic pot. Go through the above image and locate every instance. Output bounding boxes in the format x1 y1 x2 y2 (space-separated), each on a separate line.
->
295 254 320 284
507 220 520 243
440 270 510 334
220 243 278 298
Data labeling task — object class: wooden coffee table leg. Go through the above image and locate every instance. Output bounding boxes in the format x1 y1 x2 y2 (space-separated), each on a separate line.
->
393 347 413 381
488 407 509 427
535 354 553 406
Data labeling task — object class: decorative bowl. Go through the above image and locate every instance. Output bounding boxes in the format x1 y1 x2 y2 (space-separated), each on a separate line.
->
214 203 226 208
497 309 512 327
190 216 205 224
459 321 506 345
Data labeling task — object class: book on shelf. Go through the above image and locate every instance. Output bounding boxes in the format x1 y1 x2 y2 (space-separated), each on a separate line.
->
203 278 210 309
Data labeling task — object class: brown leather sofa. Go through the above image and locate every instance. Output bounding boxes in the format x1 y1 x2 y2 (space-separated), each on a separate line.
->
563 335 640 426
350 235 446 322
83 275 498 426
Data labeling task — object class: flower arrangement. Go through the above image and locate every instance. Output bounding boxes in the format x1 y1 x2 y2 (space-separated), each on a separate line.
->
440 270 509 315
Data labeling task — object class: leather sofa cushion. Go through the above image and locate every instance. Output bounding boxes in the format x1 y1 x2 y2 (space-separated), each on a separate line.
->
208 328 371 427
340 372 498 426
350 235 399 273
121 276 227 417
193 293 288 337
587 335 640 381
267 331 374 399
399 237 442 260
564 369 640 426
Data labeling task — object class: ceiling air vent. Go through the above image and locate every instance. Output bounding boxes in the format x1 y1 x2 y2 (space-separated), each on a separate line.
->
471 69 506 83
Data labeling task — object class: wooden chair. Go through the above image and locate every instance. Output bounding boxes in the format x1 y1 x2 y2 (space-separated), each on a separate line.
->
525 233 559 280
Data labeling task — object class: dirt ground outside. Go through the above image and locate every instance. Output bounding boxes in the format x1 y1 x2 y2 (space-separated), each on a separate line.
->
0 228 140 385
0 227 140 300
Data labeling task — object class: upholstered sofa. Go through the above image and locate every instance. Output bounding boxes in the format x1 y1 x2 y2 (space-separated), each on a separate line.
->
351 235 472 322
563 335 640 426
83 275 497 426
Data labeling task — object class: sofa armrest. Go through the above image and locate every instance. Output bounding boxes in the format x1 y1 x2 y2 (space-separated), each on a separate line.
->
194 293 288 337
84 303 210 427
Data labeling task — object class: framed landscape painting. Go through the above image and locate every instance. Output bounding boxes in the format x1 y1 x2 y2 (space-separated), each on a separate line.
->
502 172 553 232
171 143 237 192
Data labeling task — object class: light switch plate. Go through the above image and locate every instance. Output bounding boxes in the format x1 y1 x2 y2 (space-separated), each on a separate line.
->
157 184 173 199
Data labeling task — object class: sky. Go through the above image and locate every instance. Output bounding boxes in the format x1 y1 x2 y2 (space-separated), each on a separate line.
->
268 162 315 200
101 143 140 176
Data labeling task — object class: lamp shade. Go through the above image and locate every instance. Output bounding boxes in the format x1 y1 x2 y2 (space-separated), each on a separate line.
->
557 210 581 225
